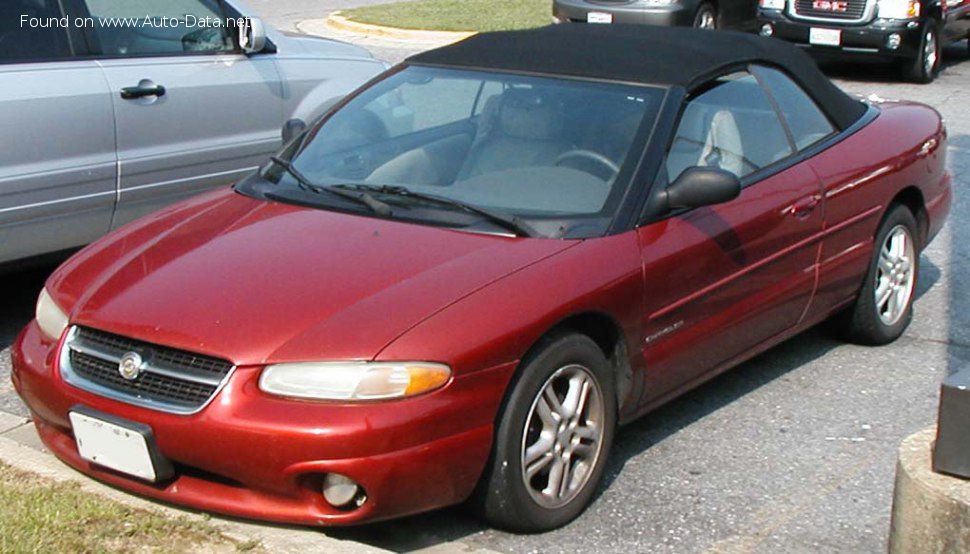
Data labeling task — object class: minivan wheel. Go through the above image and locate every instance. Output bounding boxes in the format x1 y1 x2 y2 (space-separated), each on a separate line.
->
694 3 718 30
474 333 616 532
904 21 940 83
838 204 919 345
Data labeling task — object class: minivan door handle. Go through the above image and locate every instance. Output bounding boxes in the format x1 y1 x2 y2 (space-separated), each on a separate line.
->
120 84 166 99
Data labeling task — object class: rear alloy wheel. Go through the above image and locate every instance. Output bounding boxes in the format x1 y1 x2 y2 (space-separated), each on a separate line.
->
475 333 616 532
904 21 941 83
694 3 718 30
838 204 919 345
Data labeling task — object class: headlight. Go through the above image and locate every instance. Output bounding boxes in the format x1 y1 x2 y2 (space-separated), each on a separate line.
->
259 362 452 401
878 0 919 19
642 0 679 6
35 287 69 341
759 0 786 10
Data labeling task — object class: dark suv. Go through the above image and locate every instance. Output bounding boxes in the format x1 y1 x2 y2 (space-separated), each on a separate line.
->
758 0 970 82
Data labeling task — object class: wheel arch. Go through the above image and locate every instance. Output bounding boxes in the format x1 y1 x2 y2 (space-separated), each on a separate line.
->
520 311 635 417
890 186 929 248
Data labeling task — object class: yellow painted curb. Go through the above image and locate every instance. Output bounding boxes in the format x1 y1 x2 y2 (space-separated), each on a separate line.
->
325 12 477 43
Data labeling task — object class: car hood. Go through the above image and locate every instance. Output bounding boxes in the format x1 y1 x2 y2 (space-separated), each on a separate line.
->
49 188 575 366
271 28 378 62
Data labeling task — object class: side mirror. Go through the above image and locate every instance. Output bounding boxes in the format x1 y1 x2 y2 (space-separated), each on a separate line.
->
665 166 741 211
282 118 307 144
239 17 267 55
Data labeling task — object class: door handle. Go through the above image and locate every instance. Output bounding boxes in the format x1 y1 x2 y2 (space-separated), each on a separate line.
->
790 196 820 219
120 84 166 99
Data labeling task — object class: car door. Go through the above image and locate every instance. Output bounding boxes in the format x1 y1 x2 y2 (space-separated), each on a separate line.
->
636 71 824 404
71 0 284 227
0 0 116 264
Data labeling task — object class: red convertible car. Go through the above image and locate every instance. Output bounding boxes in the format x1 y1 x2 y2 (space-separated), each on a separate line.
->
12 25 951 531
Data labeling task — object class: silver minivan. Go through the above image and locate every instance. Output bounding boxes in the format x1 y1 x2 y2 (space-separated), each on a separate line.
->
1 0 384 264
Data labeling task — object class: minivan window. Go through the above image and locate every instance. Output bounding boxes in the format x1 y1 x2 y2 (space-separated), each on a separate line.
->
82 0 234 56
1 0 72 63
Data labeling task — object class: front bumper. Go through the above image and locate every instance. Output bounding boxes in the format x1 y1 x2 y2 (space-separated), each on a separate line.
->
554 0 695 27
758 10 925 60
11 321 516 525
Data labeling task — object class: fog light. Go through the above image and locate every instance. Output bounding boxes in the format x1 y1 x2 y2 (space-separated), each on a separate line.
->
322 473 361 508
760 24 774 37
886 33 901 50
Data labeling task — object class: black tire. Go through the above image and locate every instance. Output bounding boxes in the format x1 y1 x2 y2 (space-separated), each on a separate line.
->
838 204 920 345
473 332 617 532
693 3 718 30
903 20 941 83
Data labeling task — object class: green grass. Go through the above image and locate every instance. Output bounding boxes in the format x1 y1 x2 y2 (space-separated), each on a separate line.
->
0 461 263 553
341 0 551 32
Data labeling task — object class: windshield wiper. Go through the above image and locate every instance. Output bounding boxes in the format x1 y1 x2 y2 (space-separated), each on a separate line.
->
268 157 392 216
333 184 537 238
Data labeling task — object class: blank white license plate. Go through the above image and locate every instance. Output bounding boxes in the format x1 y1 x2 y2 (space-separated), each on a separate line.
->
587 11 613 24
809 28 842 47
70 411 158 482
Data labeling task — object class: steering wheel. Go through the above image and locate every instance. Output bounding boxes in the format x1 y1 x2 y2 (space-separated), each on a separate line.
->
554 149 621 181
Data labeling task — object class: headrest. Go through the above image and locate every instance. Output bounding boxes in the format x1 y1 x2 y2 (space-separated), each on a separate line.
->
498 89 561 141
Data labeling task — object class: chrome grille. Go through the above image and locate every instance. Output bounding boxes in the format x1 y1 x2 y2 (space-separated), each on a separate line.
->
791 0 872 22
60 326 234 414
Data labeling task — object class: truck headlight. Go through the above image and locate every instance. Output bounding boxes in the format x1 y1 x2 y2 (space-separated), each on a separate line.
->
35 288 69 341
259 362 451 401
878 0 920 19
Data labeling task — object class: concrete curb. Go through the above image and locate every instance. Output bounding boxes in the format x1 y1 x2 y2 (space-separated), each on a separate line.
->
323 12 476 43
889 426 970 553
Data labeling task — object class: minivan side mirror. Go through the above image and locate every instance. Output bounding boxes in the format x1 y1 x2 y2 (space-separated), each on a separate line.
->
665 166 741 211
239 17 267 55
282 119 307 144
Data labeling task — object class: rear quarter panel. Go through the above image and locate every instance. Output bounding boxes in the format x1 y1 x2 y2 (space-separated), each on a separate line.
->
806 101 948 319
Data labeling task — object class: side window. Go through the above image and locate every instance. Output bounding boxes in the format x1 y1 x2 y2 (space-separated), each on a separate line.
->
0 0 72 63
666 73 793 182
81 0 235 57
754 66 836 151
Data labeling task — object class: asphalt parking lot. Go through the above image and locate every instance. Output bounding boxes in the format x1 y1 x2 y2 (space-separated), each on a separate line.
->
2 5 969 552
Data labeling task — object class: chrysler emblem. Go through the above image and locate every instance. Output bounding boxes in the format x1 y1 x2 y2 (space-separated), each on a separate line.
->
118 352 144 381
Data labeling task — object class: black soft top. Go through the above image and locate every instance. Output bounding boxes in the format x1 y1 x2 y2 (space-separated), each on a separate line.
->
408 24 866 130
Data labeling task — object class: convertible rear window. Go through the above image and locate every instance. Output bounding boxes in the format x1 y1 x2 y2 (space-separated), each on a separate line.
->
268 66 664 225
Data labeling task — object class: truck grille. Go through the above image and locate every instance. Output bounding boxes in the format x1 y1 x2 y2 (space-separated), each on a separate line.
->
60 326 234 414
791 0 871 22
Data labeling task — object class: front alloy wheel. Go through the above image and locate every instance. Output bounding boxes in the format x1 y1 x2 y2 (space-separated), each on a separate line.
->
521 364 606 509
474 333 616 532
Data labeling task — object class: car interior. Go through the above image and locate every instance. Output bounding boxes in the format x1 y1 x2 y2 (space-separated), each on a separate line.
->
79 0 234 56
666 73 794 183
292 78 653 216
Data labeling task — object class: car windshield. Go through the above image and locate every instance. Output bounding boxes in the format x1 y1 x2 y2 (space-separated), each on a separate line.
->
252 66 664 238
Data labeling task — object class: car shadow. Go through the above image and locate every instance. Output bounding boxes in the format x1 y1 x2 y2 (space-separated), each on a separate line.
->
819 40 970 83
0 264 57 351
323 256 941 552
